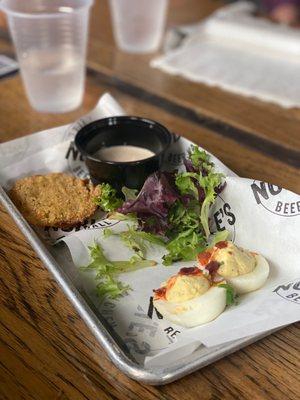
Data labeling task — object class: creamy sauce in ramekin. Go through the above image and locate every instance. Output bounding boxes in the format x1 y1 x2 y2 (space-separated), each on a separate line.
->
94 145 155 162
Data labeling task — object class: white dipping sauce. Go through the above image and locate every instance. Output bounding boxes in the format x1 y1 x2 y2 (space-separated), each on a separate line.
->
94 145 155 162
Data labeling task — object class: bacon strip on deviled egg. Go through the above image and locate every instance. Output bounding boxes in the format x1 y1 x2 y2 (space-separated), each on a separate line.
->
153 267 227 328
198 241 270 294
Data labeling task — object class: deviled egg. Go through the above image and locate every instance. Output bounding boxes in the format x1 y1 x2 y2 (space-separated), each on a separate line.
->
198 241 269 294
153 267 227 328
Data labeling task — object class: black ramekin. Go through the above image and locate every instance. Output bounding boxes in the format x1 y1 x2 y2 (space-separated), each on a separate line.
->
74 116 172 191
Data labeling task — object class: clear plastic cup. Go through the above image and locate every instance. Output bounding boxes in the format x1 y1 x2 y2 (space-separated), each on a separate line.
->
109 0 169 54
0 0 93 113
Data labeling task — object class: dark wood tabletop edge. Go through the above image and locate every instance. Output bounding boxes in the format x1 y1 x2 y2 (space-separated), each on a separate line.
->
87 68 300 170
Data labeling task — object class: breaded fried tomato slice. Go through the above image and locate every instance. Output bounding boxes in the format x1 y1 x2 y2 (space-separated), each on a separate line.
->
9 173 100 228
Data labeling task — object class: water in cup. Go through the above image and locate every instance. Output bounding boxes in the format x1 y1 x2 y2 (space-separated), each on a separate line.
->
19 47 85 113
1 0 93 113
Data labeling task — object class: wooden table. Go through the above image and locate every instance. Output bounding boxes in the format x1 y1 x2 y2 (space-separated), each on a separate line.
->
0 1 299 399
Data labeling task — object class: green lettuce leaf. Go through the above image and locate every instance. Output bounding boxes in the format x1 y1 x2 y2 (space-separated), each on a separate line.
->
218 284 236 306
94 183 122 212
103 226 165 261
81 242 155 300
198 172 224 238
189 145 211 169
162 147 224 264
175 172 199 197
163 229 206 265
122 186 138 201
108 211 138 222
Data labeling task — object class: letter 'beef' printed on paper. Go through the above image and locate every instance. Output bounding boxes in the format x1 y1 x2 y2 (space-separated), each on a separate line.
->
251 181 300 217
273 280 300 304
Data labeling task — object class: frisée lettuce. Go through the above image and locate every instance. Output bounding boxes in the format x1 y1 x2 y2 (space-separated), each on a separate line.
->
94 183 122 212
81 242 156 300
94 145 225 265
104 226 165 261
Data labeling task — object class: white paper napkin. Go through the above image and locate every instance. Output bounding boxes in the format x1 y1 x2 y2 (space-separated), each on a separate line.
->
152 1 300 108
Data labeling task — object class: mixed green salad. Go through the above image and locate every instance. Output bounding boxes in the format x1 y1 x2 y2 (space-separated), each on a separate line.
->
82 146 227 300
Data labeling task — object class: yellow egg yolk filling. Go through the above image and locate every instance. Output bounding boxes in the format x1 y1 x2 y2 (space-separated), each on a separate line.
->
165 274 210 303
214 242 256 277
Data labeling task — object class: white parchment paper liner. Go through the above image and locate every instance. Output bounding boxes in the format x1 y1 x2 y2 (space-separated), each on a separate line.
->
0 93 299 366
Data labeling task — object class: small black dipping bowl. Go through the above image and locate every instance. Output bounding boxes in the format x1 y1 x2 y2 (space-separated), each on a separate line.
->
75 116 172 191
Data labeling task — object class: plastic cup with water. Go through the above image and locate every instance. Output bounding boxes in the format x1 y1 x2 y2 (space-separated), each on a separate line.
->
0 0 93 113
109 0 169 54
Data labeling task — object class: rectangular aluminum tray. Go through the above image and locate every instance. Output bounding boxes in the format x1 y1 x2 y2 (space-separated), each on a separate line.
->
0 184 278 385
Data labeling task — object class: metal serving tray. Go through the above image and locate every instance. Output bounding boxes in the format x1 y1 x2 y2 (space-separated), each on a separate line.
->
0 185 277 385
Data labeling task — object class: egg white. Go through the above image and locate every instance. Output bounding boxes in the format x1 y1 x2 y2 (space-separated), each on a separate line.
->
153 286 227 328
224 254 269 294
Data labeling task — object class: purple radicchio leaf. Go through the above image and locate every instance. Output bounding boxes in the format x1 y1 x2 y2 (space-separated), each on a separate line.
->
118 172 180 233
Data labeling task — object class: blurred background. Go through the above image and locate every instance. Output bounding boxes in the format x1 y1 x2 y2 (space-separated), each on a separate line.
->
1 0 299 37
1 0 300 113
1 0 300 124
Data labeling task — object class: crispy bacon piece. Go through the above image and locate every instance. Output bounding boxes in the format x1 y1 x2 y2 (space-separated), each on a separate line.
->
205 261 220 274
197 250 213 266
197 242 228 276
215 241 228 249
178 267 202 276
153 287 166 300
198 241 228 269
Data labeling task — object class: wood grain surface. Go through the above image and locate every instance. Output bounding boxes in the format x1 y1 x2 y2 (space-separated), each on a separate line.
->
0 1 300 399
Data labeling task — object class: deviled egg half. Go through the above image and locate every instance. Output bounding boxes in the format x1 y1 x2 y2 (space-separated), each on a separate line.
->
153 267 227 328
197 241 270 295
